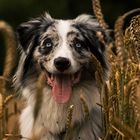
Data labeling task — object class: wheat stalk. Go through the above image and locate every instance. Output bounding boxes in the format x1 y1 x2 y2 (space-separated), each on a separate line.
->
66 105 74 130
0 21 17 79
80 94 90 120
129 15 140 62
111 118 139 139
92 0 108 29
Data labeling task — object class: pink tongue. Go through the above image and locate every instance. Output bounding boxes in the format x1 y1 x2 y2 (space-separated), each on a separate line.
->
52 75 72 103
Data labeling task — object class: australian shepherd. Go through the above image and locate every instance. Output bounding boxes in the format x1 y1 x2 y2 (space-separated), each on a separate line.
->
14 13 108 140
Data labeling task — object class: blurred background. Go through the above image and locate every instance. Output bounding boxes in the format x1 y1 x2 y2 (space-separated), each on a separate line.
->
0 0 140 74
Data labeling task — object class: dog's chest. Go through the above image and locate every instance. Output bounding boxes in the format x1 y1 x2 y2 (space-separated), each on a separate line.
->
35 89 68 134
21 83 101 139
33 84 100 134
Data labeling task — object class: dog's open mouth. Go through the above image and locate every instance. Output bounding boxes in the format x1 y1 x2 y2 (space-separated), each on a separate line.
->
46 71 81 104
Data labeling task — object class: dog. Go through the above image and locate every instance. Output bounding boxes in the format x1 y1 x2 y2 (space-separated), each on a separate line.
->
14 13 108 140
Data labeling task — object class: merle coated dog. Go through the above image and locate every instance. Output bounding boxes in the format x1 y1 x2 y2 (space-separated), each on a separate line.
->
14 13 108 140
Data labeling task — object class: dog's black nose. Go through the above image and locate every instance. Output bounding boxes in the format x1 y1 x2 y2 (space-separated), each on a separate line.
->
54 57 70 72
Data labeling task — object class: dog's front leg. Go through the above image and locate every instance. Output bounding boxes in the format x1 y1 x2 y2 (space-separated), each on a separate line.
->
20 106 34 140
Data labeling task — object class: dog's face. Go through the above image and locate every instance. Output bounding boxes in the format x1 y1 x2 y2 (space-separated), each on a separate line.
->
15 13 108 103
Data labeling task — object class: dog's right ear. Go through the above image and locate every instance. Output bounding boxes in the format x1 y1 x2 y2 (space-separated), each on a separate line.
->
17 13 53 52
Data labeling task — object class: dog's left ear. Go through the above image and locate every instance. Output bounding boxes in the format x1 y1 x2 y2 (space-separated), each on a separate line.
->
75 14 110 75
74 14 111 52
17 13 53 52
75 14 100 28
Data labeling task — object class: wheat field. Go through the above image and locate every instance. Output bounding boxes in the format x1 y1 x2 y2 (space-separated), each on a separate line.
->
0 0 140 139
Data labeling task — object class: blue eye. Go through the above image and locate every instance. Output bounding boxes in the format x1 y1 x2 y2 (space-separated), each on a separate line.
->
75 43 82 48
46 42 52 48
39 39 53 54
45 38 53 48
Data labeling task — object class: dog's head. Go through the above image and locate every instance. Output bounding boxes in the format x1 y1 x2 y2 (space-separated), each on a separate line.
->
15 13 108 103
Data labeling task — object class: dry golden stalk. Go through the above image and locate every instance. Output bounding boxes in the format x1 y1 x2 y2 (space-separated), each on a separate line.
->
111 118 139 139
136 84 140 136
66 105 74 129
106 43 117 64
0 21 17 104
115 69 125 118
124 28 131 47
91 54 104 84
0 76 9 82
5 133 22 138
95 72 103 93
114 8 140 68
124 60 133 82
96 31 108 50
0 93 3 118
4 95 14 105
80 94 90 119
92 0 108 29
115 70 120 94
110 124 125 138
124 27 138 63
91 54 103 74
114 16 127 68
0 21 17 78
90 54 105 98
5 133 32 140
108 107 113 128
130 79 140 126
107 69 116 123
102 83 109 130
129 15 140 61
0 91 5 139
125 77 139 93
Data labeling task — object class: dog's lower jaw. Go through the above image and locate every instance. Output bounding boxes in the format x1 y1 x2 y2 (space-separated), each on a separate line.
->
20 81 103 140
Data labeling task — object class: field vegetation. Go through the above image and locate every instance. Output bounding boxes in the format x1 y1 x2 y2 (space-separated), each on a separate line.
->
0 0 140 139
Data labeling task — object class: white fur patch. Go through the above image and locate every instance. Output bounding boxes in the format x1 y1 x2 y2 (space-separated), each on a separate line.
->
54 20 72 61
51 20 80 73
20 105 34 139
57 20 70 41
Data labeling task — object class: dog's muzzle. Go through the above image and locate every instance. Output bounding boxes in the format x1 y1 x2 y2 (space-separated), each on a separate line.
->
41 57 81 104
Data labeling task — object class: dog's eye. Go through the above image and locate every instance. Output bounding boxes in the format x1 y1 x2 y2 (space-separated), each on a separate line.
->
46 42 52 48
39 39 53 54
45 38 53 48
75 43 82 48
